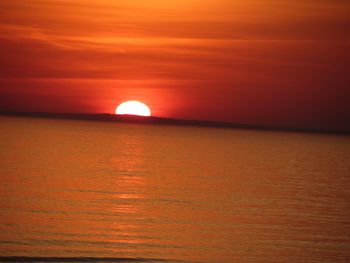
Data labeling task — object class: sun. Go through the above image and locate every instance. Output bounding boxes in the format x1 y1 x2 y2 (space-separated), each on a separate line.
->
115 101 151 117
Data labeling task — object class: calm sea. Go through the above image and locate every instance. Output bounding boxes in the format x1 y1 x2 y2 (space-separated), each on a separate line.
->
0 116 349 262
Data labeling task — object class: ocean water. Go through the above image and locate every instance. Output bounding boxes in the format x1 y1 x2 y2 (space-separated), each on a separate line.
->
0 116 349 263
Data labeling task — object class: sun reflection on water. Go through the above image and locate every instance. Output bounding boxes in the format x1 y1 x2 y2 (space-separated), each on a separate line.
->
107 131 149 251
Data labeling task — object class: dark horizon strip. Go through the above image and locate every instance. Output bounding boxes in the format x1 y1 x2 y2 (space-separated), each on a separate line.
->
0 256 177 262
1 111 350 135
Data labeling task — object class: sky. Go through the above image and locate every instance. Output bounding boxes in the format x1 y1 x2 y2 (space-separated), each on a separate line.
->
0 0 349 130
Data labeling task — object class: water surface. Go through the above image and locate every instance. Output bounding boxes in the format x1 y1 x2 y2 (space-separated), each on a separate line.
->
0 116 349 262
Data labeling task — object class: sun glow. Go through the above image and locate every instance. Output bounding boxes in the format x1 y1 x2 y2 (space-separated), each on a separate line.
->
115 101 151 117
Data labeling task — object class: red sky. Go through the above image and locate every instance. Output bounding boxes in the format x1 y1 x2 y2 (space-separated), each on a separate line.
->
0 0 349 129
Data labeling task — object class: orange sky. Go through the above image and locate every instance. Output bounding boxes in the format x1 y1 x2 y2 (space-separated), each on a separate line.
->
0 0 349 129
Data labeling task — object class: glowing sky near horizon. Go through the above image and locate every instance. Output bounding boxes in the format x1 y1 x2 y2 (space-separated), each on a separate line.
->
0 0 349 129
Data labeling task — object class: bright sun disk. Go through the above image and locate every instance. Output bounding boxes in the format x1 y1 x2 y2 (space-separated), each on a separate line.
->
115 100 151 117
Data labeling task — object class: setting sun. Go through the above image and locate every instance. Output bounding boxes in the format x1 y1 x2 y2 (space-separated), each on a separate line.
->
115 101 151 117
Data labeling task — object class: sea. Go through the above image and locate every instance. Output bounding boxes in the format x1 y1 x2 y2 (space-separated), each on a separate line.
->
0 116 349 262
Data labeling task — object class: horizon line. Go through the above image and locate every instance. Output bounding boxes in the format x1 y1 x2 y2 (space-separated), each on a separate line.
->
0 110 349 135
